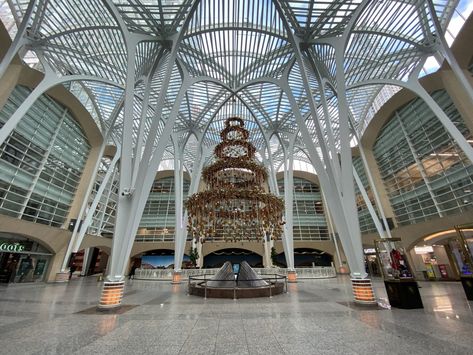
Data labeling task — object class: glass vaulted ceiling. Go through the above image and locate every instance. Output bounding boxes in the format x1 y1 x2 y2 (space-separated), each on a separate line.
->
1 0 471 174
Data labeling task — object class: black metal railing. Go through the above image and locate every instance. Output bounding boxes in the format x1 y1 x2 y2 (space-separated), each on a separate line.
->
188 274 287 299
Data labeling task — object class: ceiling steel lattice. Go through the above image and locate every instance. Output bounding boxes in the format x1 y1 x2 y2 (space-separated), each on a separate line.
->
0 0 466 173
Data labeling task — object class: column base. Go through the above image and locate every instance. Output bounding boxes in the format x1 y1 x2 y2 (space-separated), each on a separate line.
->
351 279 376 304
287 270 297 283
171 271 182 284
55 272 70 283
98 281 125 309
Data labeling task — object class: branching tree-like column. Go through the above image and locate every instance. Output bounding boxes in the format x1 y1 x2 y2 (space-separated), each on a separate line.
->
273 0 376 303
98 0 202 309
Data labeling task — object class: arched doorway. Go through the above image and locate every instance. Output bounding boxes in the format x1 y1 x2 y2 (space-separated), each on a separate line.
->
203 248 263 268
275 248 333 268
408 228 473 281
0 232 53 283
73 247 109 276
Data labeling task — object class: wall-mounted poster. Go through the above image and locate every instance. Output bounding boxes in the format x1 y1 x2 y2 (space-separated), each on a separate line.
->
141 255 190 269
425 263 436 279
34 259 47 276
438 264 448 279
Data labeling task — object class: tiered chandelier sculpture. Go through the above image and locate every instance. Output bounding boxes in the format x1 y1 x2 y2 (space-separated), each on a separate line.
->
186 117 284 243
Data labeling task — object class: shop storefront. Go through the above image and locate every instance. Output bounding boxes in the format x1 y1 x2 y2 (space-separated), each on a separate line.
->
364 248 381 277
410 243 461 281
0 233 53 283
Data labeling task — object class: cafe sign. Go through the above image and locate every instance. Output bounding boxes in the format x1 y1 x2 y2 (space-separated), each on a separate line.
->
414 245 434 254
0 242 25 252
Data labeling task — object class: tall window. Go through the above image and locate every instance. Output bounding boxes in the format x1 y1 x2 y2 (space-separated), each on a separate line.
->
0 86 91 227
278 176 329 241
136 176 190 242
373 89 473 226
353 156 378 234
86 156 119 237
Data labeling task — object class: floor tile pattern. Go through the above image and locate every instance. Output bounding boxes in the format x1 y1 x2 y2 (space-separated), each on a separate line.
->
0 277 472 354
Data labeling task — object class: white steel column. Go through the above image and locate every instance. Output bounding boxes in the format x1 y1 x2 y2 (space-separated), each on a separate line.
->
190 145 209 269
263 233 272 268
261 148 279 267
0 0 37 80
350 121 393 238
173 140 185 275
322 192 343 270
131 50 166 187
281 82 366 278
353 167 388 238
426 0 473 104
105 29 140 285
272 0 368 279
283 144 295 271
175 143 209 273
261 141 281 195
332 39 367 279
106 75 191 283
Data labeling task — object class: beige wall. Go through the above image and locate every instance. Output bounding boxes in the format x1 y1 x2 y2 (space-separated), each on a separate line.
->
10 67 104 228
0 215 71 254
130 242 177 258
357 66 473 250
129 239 344 267
356 14 473 253
79 235 112 255
362 210 473 252
0 215 112 281
0 23 109 281
1 20 105 230
360 12 473 149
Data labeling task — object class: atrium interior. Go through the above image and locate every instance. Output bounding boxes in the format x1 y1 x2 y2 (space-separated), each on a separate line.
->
0 0 473 354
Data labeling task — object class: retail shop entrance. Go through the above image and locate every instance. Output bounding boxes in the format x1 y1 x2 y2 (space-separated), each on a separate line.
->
409 228 473 281
0 232 52 283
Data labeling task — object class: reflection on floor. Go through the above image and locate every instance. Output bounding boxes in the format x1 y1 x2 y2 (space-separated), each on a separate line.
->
0 276 472 354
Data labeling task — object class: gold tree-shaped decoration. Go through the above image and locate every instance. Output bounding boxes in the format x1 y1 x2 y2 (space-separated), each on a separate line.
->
185 117 284 243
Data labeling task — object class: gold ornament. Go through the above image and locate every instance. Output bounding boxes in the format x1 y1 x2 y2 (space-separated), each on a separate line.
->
185 117 284 242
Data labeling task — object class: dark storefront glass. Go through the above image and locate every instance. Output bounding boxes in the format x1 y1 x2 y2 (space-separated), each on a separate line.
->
0 232 52 283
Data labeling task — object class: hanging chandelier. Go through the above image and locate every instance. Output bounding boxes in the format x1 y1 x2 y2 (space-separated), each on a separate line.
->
185 117 284 243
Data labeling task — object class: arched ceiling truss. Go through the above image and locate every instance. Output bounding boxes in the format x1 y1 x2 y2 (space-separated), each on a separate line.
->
0 0 467 174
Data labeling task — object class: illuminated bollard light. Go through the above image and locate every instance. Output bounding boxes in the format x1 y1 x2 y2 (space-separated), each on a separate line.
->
287 270 297 283
98 281 125 309
172 271 182 284
351 279 376 304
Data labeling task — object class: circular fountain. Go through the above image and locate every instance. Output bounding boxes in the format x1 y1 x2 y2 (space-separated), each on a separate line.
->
188 261 286 299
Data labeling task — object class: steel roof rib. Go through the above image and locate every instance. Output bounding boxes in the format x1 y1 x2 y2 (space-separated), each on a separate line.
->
0 0 468 174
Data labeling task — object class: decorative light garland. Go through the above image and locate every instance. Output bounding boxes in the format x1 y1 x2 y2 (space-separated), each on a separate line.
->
186 117 284 243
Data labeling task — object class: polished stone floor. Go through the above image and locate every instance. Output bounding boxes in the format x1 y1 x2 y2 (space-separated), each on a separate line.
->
0 276 472 355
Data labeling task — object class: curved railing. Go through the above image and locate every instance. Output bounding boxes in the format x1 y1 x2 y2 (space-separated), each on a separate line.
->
188 274 287 299
135 266 336 280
